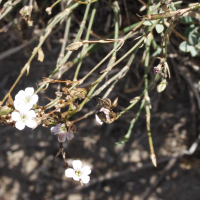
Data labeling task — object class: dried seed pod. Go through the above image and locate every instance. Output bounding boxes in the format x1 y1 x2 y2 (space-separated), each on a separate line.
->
19 6 33 26
6 94 13 108
111 97 118 109
66 41 83 51
96 97 112 110
38 48 44 62
68 124 76 133
130 96 141 104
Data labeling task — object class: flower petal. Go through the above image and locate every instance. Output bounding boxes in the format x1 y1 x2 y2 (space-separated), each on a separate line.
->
72 160 82 171
51 126 59 135
66 132 74 140
27 110 36 118
72 174 80 181
11 111 20 121
100 107 110 118
15 90 25 100
15 121 25 130
25 87 34 95
81 166 91 176
81 175 90 184
95 114 103 125
26 119 37 129
58 133 67 142
65 168 75 178
31 94 39 104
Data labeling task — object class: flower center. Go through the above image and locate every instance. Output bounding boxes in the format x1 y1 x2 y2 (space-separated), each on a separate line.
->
75 170 81 177
25 96 31 103
21 114 27 122
60 125 66 132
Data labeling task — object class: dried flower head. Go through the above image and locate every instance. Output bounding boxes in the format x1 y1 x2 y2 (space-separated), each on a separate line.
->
45 7 52 15
95 107 110 125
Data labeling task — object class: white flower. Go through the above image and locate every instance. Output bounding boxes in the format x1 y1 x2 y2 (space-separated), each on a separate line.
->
11 110 37 130
14 87 38 112
95 107 110 125
51 123 74 142
65 160 91 184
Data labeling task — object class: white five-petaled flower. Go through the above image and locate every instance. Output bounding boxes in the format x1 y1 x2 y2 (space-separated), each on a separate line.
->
51 123 74 142
65 160 91 184
11 110 37 130
95 107 110 125
14 87 38 112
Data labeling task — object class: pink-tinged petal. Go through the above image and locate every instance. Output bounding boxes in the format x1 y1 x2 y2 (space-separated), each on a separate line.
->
15 121 25 130
65 168 75 178
50 126 60 135
28 110 36 118
81 166 91 176
11 112 20 121
25 87 34 95
26 120 37 129
95 114 103 125
72 160 82 171
58 133 67 142
100 107 110 118
72 174 80 181
15 90 25 100
66 132 74 140
31 94 39 104
81 175 90 184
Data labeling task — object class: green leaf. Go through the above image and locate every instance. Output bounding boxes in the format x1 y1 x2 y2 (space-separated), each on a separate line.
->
180 16 197 24
152 46 162 56
185 24 195 38
156 24 164 33
157 79 167 93
148 6 158 14
179 41 193 52
188 33 198 45
143 20 155 26
190 46 199 57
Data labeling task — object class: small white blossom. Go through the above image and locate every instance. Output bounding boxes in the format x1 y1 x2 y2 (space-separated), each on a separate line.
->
14 87 38 112
11 110 37 130
51 123 74 142
65 160 91 184
95 107 110 125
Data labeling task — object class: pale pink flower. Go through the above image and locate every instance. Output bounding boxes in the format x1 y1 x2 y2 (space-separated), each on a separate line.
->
11 110 37 130
51 123 74 142
14 87 38 112
95 107 110 125
65 160 91 184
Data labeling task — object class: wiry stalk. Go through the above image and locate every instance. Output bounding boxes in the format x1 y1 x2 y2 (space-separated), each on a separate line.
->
2 3 80 104
144 33 157 167
73 2 98 81
141 3 200 20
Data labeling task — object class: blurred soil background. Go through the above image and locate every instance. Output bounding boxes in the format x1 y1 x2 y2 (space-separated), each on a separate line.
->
0 0 200 200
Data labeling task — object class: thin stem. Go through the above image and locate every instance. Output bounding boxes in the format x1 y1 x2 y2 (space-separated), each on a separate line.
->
2 3 79 103
73 2 97 81
117 75 159 118
116 99 145 147
57 13 72 65
144 33 157 167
